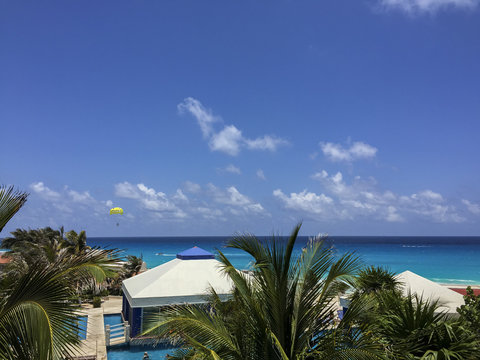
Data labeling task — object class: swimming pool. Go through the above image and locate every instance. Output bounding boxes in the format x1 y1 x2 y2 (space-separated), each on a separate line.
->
104 313 123 327
76 316 87 340
107 344 177 360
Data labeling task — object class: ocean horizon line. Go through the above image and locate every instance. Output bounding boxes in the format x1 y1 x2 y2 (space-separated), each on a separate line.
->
85 234 480 239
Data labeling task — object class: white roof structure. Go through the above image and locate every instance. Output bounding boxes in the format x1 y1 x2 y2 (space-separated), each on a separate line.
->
122 247 233 307
396 270 465 314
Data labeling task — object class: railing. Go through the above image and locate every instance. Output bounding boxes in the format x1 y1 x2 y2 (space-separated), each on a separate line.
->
105 321 130 346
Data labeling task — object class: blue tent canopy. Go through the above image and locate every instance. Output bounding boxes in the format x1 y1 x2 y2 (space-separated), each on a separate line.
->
176 246 215 260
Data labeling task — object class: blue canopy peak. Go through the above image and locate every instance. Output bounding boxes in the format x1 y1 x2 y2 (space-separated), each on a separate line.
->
176 246 215 260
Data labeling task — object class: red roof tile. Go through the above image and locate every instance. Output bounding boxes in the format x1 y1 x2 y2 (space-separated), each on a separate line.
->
0 255 11 264
450 288 480 297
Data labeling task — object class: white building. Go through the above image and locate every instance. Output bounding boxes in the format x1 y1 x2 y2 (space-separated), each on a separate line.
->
121 247 233 337
396 270 465 315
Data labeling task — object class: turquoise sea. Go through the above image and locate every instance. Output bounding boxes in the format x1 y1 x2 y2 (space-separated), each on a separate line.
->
89 236 480 285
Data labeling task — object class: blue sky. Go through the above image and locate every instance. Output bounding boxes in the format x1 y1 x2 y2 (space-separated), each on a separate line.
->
2 0 480 237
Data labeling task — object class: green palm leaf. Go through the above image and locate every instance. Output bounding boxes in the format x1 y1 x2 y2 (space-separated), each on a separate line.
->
0 185 28 233
144 224 383 360
0 262 82 360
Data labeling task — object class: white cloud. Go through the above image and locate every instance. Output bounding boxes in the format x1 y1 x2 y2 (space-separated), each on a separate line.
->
208 184 266 214
223 164 241 174
114 181 266 221
177 97 218 138
30 182 111 216
225 187 254 206
377 0 479 14
397 190 465 223
173 189 188 202
275 170 463 223
245 135 289 151
320 143 351 162
178 97 289 156
412 190 443 202
182 182 267 219
320 141 377 162
350 142 378 159
68 190 95 204
115 182 182 216
386 206 404 222
256 169 266 180
19 180 267 232
30 182 61 200
462 199 480 215
193 207 224 220
183 181 201 193
273 189 334 216
209 125 243 156
114 182 140 199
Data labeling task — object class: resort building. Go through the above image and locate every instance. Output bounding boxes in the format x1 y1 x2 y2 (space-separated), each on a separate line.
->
395 270 465 315
340 270 465 318
121 247 233 337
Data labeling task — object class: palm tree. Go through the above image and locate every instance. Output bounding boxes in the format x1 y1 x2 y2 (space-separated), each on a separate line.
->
124 255 144 277
0 185 28 233
353 266 401 297
1 227 122 289
0 185 124 358
371 292 479 359
144 224 383 360
1 227 65 264
65 230 89 255
0 250 122 360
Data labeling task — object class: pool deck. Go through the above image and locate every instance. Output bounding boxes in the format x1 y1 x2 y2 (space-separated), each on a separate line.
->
71 296 123 360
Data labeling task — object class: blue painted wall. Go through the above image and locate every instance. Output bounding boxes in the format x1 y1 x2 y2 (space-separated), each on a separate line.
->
130 307 142 337
122 294 129 321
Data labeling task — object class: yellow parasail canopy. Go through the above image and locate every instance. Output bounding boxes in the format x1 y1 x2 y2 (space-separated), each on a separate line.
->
110 207 124 215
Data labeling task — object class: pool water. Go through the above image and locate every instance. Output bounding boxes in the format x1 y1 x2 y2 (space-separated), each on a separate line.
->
104 313 123 327
76 316 87 340
107 345 177 360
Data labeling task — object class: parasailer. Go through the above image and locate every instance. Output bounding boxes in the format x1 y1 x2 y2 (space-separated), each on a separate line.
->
110 207 124 215
110 207 123 226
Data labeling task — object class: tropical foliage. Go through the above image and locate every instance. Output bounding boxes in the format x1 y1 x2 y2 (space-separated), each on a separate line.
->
0 227 121 295
123 254 144 277
0 185 28 233
349 265 403 326
0 185 124 359
361 291 479 359
458 287 480 339
353 266 401 297
143 224 384 360
106 255 145 295
2 227 91 264
0 251 122 359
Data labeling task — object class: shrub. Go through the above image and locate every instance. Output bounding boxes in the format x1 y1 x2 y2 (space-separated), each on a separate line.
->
458 286 480 338
92 296 102 308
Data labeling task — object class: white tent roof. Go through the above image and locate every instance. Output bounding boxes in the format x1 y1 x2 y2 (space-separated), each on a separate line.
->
396 270 464 314
122 248 233 308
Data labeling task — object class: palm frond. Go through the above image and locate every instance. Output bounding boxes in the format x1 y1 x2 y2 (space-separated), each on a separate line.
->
0 185 28 233
143 224 383 360
0 261 82 359
143 305 242 360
